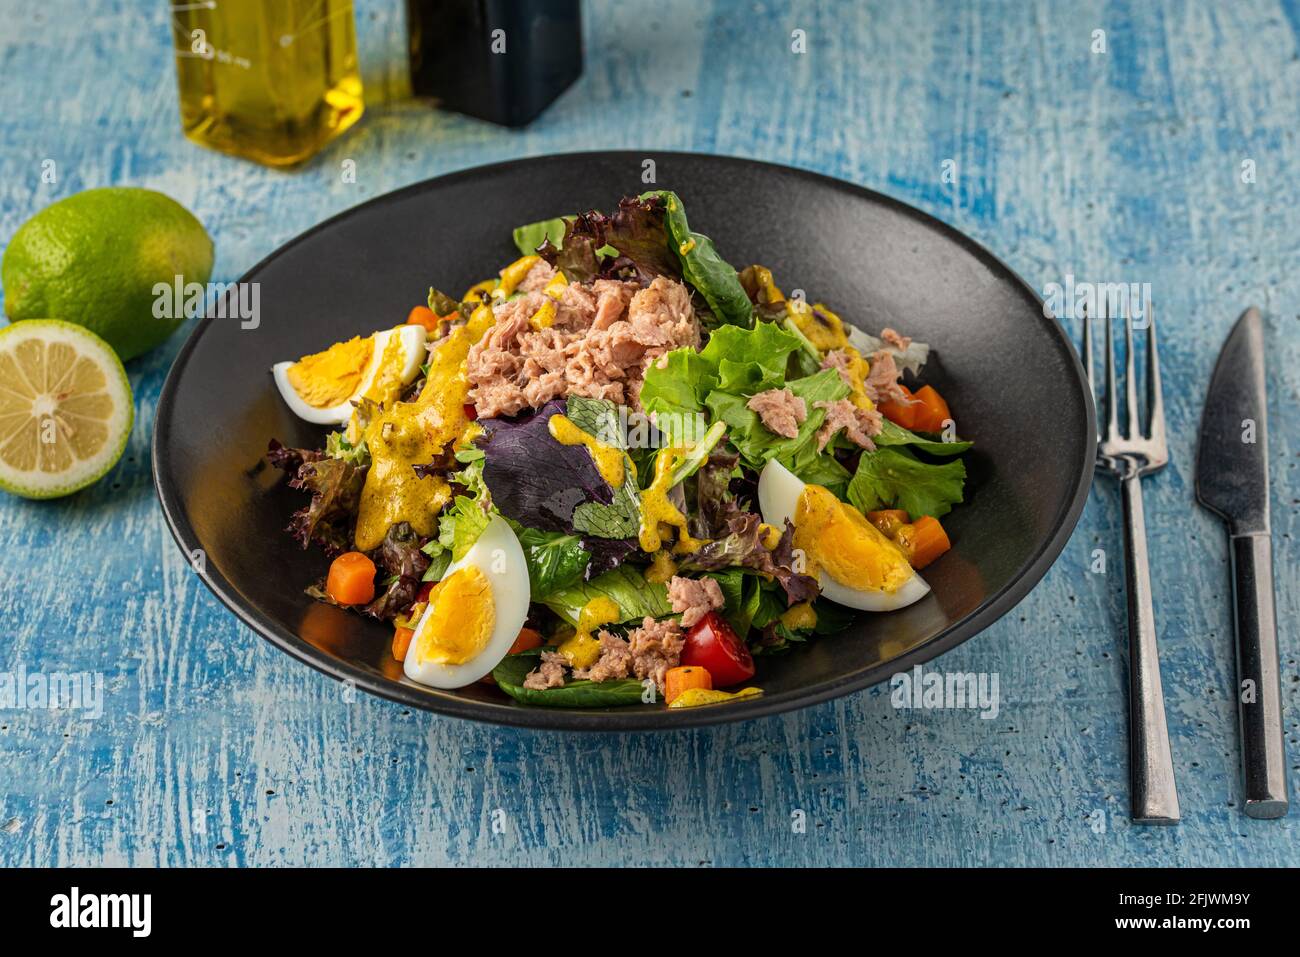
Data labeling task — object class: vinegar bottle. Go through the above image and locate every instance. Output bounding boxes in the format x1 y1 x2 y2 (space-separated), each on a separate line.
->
170 0 365 167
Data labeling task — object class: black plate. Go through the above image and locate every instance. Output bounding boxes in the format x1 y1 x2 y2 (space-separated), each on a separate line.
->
153 151 1094 730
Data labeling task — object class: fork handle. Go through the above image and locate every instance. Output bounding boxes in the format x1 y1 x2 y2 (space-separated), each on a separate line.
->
1120 470 1181 824
1230 533 1289 819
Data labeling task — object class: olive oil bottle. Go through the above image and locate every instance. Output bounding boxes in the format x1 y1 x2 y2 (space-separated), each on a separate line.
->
171 0 364 167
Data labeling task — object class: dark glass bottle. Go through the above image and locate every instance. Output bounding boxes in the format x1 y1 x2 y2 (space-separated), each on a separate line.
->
407 0 583 127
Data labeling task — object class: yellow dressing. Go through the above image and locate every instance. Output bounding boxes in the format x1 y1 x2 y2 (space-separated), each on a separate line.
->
286 336 373 408
559 596 621 668
669 687 763 709
639 448 708 554
548 413 625 488
749 264 784 303
645 549 678 584
792 485 914 594
414 566 494 665
787 300 850 352
353 304 495 550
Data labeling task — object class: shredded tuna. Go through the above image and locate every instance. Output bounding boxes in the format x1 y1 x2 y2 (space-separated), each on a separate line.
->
821 348 853 381
746 387 807 439
627 616 685 692
572 631 633 683
667 575 725 628
518 259 557 293
467 276 699 418
522 650 569 690
863 350 909 405
881 327 912 351
815 398 883 451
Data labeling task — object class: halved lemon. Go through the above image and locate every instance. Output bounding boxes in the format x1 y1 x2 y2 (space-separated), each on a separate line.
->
271 325 427 425
0 319 133 499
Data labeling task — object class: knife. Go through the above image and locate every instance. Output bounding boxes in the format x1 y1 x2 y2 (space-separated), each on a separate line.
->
1195 306 1288 819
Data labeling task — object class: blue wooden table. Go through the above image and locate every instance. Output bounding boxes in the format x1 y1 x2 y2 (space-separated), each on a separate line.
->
1 0 1296 867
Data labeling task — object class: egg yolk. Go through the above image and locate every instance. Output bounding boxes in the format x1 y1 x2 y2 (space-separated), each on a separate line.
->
358 329 413 406
287 336 374 408
548 413 624 488
793 485 914 593
414 566 495 666
639 448 708 554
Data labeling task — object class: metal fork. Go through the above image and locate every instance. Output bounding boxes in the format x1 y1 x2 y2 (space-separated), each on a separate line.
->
1082 304 1180 825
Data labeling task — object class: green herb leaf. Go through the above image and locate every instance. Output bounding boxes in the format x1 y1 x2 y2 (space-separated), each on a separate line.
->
512 525 590 598
874 419 972 457
642 190 753 328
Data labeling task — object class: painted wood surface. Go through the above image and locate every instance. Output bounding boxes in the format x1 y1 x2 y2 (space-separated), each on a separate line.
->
0 0 1296 866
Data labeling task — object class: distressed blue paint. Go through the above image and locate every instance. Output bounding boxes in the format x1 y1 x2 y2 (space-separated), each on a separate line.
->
0 0 1297 866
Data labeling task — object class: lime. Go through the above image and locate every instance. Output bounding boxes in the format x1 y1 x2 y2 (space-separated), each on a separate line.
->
1 187 213 361
0 319 133 499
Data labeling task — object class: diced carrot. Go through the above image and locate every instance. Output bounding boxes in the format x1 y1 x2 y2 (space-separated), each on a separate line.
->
406 305 439 330
392 626 414 661
665 665 712 705
877 383 919 430
325 551 377 606
895 516 951 570
866 509 909 537
509 627 544 655
909 385 952 434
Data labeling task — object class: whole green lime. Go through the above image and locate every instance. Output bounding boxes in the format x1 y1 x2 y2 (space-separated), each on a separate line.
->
2 187 213 361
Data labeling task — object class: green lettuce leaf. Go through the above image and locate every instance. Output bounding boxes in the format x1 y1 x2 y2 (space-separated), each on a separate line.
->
541 566 671 626
874 419 972 457
707 367 850 468
847 447 967 518
513 216 569 256
511 525 590 597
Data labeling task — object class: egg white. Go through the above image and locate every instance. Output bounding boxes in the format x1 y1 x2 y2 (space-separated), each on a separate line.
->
272 325 427 425
757 459 930 612
404 515 530 689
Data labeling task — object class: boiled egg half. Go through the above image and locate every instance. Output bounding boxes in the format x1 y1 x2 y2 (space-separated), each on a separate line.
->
404 515 530 689
757 459 930 611
272 325 427 425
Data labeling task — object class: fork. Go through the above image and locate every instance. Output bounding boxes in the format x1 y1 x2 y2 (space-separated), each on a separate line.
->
1083 304 1181 825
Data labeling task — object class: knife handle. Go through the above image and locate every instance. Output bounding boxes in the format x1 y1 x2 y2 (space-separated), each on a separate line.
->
1230 533 1289 819
1120 471 1180 824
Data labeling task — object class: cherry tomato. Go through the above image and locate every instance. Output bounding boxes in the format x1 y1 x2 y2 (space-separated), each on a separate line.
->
463 403 478 421
416 581 434 604
681 611 755 687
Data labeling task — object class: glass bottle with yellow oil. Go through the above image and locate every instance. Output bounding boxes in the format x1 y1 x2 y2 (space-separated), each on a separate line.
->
170 0 364 167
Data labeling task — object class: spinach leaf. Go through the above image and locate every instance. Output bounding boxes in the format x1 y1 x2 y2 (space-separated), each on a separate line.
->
493 650 648 708
847 447 967 518
512 525 590 597
542 566 671 626
512 216 569 256
642 190 753 328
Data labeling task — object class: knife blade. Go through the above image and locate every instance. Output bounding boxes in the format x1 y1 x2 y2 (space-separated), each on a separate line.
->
1195 306 1288 819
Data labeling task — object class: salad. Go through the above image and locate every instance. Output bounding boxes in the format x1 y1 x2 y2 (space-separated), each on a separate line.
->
267 192 971 710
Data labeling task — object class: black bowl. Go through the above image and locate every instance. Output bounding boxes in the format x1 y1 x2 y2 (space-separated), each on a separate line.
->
153 151 1094 730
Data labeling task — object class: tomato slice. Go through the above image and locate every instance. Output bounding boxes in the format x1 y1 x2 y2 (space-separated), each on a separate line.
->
681 611 755 687
463 403 478 421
